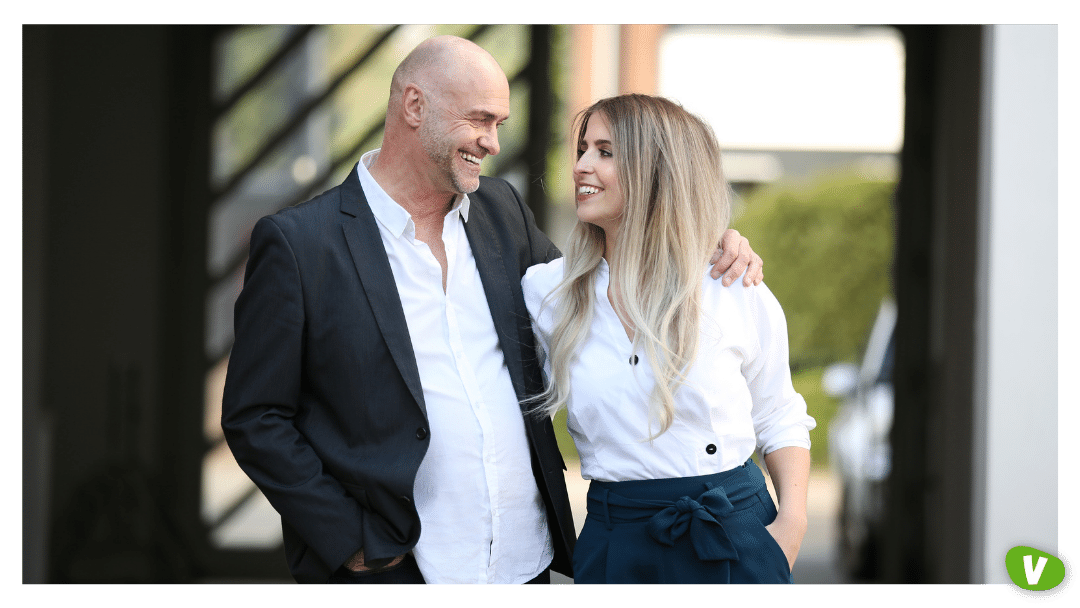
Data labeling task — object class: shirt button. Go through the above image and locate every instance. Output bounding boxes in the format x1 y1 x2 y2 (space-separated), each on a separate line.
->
705 444 717 455
416 427 428 440
629 355 639 365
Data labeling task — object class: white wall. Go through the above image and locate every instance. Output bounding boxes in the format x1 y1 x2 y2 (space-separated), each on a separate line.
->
973 24 1058 584
659 25 905 153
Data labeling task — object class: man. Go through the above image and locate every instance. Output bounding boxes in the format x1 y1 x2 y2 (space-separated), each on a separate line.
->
221 35 763 584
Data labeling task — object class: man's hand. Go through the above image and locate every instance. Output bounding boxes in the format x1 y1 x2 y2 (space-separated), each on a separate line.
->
765 512 807 571
344 548 406 573
709 228 764 287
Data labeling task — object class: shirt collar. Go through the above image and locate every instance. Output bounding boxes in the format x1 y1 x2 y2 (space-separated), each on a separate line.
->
356 149 471 239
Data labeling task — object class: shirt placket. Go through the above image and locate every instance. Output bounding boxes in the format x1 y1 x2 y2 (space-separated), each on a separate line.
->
442 213 501 583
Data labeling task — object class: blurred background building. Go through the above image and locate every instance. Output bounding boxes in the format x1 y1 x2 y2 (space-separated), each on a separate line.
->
23 24 1057 585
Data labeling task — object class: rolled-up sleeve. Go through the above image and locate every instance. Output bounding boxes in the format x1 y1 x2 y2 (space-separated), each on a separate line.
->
743 283 816 456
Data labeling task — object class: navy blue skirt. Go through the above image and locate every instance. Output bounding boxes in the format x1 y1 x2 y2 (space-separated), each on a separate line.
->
574 459 793 584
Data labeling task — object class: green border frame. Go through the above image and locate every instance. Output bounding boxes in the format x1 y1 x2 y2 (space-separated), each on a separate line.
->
10 4 1071 608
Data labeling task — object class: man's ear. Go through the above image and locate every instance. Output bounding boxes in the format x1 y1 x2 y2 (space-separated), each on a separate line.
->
402 84 423 129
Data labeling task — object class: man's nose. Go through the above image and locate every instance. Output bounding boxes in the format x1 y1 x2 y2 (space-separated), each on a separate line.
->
479 127 500 156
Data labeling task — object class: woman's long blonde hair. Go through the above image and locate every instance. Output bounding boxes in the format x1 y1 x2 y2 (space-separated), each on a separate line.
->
535 94 732 439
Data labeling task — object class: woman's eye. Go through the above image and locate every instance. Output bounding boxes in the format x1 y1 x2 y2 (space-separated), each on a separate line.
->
600 149 612 158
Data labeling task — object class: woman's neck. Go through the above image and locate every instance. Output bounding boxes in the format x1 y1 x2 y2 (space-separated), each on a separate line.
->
601 226 619 264
600 227 634 341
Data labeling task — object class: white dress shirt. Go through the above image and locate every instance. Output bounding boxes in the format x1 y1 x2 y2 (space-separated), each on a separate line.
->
522 258 816 483
357 150 552 583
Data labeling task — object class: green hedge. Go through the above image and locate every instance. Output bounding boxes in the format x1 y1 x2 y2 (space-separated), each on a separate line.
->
792 365 842 468
733 171 896 370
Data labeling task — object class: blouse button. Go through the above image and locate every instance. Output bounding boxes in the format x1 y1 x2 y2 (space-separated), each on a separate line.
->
705 444 717 455
629 355 639 365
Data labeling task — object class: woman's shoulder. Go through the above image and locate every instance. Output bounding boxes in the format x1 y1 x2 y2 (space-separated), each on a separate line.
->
522 258 566 308
701 266 783 317
523 257 564 286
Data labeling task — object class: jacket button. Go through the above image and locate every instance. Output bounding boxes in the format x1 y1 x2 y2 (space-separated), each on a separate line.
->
629 355 639 365
416 427 428 440
705 444 717 455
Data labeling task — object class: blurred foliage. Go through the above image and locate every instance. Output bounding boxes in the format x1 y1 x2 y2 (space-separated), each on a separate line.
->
212 26 301 186
733 170 896 370
553 409 579 464
792 365 842 469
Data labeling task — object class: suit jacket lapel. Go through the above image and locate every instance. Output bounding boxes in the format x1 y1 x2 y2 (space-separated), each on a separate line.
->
338 172 427 415
462 198 529 405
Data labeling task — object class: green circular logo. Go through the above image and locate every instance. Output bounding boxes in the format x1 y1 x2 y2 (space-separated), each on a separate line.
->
1005 545 1065 591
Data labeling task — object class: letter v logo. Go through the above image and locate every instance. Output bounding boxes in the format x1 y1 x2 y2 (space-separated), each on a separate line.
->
1006 546 1066 591
1023 554 1047 585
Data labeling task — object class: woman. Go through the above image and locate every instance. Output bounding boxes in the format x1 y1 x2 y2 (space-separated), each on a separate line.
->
522 94 816 584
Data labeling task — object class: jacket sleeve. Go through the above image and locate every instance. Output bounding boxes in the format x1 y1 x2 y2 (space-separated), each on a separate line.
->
221 215 365 574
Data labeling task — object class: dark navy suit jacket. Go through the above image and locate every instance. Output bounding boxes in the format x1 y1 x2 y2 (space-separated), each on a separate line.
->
221 170 575 583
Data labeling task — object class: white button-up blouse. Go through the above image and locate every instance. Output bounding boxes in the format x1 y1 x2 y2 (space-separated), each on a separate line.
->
522 258 816 483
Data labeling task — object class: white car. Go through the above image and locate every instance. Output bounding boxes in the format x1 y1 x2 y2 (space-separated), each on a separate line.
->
822 299 895 580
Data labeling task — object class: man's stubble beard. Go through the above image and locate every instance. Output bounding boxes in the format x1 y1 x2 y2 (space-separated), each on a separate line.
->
419 116 479 196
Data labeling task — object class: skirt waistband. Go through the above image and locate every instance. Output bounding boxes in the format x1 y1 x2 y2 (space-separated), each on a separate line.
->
584 458 768 564
586 458 765 521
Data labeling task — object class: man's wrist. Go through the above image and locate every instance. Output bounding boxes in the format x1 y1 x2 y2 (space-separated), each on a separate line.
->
344 549 405 572
361 555 397 570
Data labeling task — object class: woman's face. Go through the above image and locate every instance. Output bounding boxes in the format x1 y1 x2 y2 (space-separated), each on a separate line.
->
574 113 625 235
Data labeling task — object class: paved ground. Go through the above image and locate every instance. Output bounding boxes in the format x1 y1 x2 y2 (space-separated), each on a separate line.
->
551 464 845 584
794 468 846 583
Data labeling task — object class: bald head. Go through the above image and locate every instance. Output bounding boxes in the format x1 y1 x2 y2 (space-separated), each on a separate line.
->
389 35 506 111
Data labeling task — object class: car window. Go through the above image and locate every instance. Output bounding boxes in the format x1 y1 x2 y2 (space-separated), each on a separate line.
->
877 330 896 386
